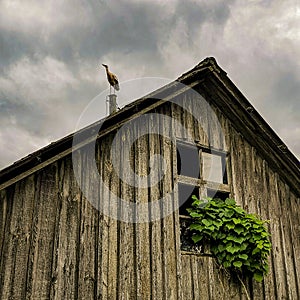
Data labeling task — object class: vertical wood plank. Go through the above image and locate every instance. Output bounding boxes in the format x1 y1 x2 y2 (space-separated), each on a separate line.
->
260 160 277 299
98 136 113 299
170 99 179 139
230 130 245 206
148 114 164 300
222 118 233 197
160 105 178 299
134 118 151 299
196 257 210 300
117 123 136 300
208 106 223 150
182 92 195 142
277 181 298 299
107 133 119 300
0 189 9 263
0 176 35 299
170 103 184 300
77 147 99 299
289 192 300 295
50 157 81 299
95 139 106 300
194 92 209 146
180 255 193 299
246 145 264 299
268 170 287 299
190 255 200 300
26 164 59 299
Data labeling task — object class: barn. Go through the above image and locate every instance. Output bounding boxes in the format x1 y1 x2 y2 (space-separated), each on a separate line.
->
0 57 299 299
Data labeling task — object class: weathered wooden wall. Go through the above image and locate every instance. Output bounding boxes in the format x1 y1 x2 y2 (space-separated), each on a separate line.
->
0 91 299 299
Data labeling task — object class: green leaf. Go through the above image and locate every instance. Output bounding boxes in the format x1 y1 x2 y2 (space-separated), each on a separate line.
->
192 234 202 243
213 220 222 229
253 272 264 282
232 218 241 224
232 236 245 244
252 247 261 255
223 261 231 268
225 198 236 206
224 209 235 218
226 253 235 262
202 219 212 227
253 234 262 241
238 254 248 260
226 223 235 230
190 212 202 218
233 261 243 268
189 223 203 231
234 226 244 235
234 207 245 215
207 213 216 219
218 212 224 218
208 225 215 231
218 244 226 252
226 245 239 254
217 233 227 239
239 243 249 251
211 232 218 239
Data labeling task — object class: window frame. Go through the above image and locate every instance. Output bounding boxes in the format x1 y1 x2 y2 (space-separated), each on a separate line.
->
176 140 230 205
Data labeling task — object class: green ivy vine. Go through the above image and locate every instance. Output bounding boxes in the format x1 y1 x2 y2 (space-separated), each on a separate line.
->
187 196 271 282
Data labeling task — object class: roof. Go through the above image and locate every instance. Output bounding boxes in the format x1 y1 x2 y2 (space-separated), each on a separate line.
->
1 57 299 196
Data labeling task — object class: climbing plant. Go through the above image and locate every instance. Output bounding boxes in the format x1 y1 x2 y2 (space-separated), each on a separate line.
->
187 196 271 282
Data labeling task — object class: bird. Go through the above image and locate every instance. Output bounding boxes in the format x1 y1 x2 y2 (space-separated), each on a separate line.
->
102 64 119 94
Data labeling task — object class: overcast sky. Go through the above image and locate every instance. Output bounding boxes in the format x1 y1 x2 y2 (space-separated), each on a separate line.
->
0 0 299 169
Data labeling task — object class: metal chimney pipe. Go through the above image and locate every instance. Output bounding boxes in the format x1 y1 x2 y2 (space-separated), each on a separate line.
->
107 94 117 114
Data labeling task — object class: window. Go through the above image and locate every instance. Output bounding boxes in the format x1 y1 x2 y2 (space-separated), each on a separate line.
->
176 140 231 252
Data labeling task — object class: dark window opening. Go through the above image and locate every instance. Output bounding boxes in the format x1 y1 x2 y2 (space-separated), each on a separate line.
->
180 218 203 253
176 143 200 179
207 189 230 200
178 183 199 216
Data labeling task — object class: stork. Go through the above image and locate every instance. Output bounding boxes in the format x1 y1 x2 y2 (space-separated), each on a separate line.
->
102 64 120 94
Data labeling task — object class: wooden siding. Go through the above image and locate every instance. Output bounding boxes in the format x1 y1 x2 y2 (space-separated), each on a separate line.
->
1 92 300 299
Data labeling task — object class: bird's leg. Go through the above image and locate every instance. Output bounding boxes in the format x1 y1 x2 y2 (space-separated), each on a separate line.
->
110 85 112 95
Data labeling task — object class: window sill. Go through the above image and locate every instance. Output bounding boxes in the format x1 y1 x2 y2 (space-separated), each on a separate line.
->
176 175 230 193
179 214 191 219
